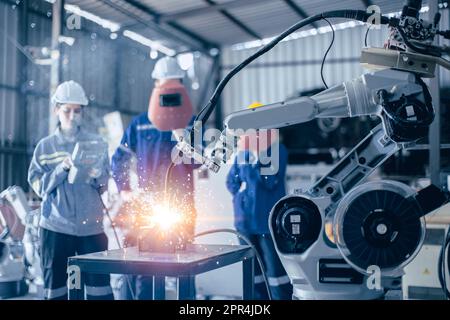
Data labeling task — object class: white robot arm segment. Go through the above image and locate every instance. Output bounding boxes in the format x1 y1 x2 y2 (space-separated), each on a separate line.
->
224 69 424 134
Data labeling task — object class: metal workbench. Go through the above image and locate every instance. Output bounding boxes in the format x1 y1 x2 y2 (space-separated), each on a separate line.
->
67 244 255 300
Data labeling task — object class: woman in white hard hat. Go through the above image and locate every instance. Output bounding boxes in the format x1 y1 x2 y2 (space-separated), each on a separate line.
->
27 81 113 300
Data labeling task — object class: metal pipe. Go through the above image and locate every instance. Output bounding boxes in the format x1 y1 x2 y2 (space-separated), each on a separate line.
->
49 0 64 134
428 0 441 185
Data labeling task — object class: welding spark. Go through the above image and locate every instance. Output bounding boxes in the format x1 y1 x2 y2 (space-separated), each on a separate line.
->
148 204 183 230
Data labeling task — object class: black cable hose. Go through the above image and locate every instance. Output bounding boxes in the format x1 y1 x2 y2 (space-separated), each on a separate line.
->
192 10 390 138
364 25 372 47
320 18 335 89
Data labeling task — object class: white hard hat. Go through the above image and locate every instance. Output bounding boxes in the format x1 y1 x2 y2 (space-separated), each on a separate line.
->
51 80 88 107
151 56 184 80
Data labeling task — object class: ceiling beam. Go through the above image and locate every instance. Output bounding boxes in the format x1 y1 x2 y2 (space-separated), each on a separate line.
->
360 0 374 8
102 0 216 52
166 21 216 50
282 0 319 28
122 0 218 50
204 0 262 40
219 10 262 39
159 0 271 23
102 0 200 50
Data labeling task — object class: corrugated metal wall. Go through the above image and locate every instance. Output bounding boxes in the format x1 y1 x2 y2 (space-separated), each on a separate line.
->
221 24 386 113
26 6 52 148
0 0 213 192
0 0 26 191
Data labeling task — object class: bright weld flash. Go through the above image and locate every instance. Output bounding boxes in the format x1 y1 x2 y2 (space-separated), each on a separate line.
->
149 204 182 230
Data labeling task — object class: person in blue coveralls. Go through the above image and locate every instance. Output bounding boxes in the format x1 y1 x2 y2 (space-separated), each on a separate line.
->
226 102 293 300
111 57 199 300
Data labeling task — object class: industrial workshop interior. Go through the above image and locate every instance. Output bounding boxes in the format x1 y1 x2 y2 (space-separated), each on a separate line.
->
1 0 450 304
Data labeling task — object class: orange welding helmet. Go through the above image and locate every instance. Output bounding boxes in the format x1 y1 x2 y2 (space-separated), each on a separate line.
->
148 79 193 131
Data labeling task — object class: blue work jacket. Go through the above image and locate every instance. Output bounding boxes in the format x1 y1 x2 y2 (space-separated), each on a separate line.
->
28 127 109 236
111 113 199 204
226 144 288 234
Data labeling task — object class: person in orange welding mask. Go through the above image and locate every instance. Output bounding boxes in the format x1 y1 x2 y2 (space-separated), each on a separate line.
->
111 56 200 300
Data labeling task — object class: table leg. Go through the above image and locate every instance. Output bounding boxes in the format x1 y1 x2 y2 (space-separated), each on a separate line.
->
242 257 254 300
178 276 195 300
153 276 165 300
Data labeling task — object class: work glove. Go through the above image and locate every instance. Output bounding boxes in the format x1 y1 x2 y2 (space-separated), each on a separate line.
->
62 156 74 171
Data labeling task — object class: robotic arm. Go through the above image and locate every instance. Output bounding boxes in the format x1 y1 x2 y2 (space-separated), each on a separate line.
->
175 0 450 299
175 68 422 172
222 63 446 300
224 67 425 132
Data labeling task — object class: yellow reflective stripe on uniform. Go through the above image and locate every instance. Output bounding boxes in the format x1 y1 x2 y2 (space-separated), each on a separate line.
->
254 275 265 284
38 151 70 161
118 144 133 154
45 286 67 299
31 179 41 195
268 275 290 287
136 124 156 131
85 285 113 296
39 155 68 165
